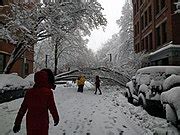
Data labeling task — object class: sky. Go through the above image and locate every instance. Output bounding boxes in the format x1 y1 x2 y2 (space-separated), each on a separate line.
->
86 0 125 52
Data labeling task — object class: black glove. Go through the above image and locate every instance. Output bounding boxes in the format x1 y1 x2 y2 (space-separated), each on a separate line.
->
54 119 59 126
13 124 21 133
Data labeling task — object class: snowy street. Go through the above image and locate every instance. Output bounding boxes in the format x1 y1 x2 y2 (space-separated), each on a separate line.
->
0 84 179 135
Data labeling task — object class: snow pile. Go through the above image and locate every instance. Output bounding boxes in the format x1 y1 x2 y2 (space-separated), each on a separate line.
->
63 81 76 87
84 81 95 90
139 84 149 93
149 79 163 90
163 75 180 91
136 74 151 85
24 74 34 87
103 87 179 134
126 81 135 94
0 74 30 92
161 87 180 121
63 81 95 90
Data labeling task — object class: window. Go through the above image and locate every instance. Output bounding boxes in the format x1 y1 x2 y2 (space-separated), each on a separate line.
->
0 0 3 5
140 0 143 5
162 21 167 44
156 0 166 14
137 21 139 34
156 21 167 47
141 16 144 30
156 26 161 46
0 54 5 73
145 11 148 27
160 0 165 10
156 0 160 14
25 63 29 75
148 6 152 22
149 33 153 50
141 39 144 50
145 36 148 51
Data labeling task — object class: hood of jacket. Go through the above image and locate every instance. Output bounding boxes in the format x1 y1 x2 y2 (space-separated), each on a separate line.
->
34 71 49 88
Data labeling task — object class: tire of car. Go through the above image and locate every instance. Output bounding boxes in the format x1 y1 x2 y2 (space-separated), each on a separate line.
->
138 93 147 108
124 91 128 98
127 96 133 104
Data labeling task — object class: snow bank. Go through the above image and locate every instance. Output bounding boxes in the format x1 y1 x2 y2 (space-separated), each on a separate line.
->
163 75 180 91
161 87 180 120
139 84 149 93
24 73 34 87
63 81 94 90
126 81 136 94
0 74 30 92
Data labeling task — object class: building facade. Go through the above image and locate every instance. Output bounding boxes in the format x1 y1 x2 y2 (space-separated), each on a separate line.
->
0 0 39 76
132 0 180 66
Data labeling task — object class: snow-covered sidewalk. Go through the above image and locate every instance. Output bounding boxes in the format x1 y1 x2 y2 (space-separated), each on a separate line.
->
0 85 179 135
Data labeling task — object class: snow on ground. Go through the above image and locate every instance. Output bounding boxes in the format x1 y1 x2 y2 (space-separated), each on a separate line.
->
0 84 180 135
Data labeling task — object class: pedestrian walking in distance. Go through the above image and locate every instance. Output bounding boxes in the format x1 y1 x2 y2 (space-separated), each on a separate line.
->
77 75 86 93
94 75 102 95
13 70 59 135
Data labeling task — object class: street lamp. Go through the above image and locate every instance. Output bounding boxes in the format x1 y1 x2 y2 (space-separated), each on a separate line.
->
108 53 112 62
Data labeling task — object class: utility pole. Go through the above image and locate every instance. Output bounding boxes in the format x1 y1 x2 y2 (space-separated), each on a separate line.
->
45 54 48 68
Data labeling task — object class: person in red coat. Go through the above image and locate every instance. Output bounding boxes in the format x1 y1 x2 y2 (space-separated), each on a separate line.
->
13 70 59 135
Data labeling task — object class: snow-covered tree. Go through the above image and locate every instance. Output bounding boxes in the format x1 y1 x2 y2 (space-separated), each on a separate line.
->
97 1 144 78
34 30 96 74
0 1 107 73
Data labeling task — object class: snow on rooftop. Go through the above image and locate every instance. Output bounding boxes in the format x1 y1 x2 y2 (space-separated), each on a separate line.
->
0 74 30 92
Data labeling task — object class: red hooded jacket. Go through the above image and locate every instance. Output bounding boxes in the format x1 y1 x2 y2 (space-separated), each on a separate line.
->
14 71 59 135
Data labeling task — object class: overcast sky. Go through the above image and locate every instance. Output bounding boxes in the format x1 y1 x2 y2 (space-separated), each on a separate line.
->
86 0 125 52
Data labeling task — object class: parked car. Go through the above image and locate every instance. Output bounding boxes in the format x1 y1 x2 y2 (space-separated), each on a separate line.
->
125 66 180 118
161 75 180 128
0 73 30 103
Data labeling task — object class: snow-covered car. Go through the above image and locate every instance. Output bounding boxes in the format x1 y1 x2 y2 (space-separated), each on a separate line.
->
125 66 180 109
161 75 180 127
0 74 31 103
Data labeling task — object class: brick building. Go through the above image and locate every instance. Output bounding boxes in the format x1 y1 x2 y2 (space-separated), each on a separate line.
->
132 0 180 66
0 0 40 77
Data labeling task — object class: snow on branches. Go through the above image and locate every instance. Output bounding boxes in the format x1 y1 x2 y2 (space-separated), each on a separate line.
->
0 1 107 73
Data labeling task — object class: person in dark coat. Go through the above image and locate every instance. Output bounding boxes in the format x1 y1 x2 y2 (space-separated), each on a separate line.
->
13 70 59 135
94 75 102 95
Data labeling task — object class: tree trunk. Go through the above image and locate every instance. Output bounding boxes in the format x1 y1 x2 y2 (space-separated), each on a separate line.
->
54 43 58 75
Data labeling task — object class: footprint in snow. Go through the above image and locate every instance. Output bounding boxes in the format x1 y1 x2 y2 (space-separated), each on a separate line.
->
105 126 113 129
75 125 80 130
117 128 124 134
122 125 127 128
106 130 115 135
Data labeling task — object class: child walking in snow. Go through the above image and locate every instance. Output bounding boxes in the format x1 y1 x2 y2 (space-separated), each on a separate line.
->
94 75 102 95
